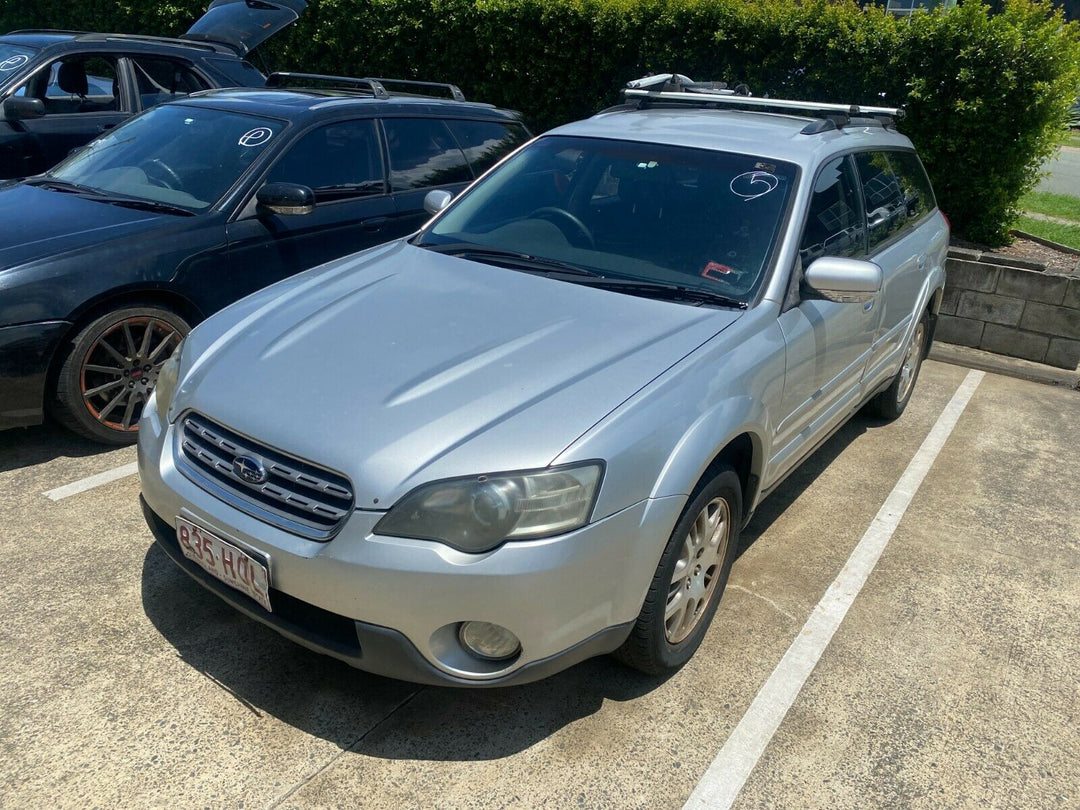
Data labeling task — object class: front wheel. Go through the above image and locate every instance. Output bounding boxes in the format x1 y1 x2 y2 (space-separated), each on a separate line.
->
867 310 929 421
614 466 742 675
52 307 190 445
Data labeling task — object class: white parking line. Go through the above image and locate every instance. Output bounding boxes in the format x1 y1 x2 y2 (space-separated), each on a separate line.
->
43 461 139 502
684 369 985 810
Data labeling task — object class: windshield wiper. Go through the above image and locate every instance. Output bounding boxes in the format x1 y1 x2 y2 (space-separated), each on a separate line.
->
26 178 98 195
569 277 748 309
420 242 600 277
26 178 194 216
88 195 195 217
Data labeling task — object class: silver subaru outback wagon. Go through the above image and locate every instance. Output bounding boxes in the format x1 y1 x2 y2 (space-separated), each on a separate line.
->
138 76 947 686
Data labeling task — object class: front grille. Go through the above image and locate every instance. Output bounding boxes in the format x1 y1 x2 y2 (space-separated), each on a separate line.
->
176 412 354 540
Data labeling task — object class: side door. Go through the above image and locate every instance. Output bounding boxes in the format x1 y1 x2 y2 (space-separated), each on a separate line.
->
382 116 474 235
224 117 394 299
854 150 942 389
771 155 876 479
8 54 130 174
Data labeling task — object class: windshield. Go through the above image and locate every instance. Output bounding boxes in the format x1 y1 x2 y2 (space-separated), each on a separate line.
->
0 44 36 85
47 104 283 211
418 135 796 304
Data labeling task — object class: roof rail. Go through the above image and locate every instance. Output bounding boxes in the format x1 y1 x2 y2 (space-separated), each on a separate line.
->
265 72 466 101
76 32 229 52
622 73 904 124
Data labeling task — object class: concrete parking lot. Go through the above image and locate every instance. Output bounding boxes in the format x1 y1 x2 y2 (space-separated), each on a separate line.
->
0 359 1077 809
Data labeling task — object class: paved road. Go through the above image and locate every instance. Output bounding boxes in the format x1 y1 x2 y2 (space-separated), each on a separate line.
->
0 361 1077 808
1037 145 1080 197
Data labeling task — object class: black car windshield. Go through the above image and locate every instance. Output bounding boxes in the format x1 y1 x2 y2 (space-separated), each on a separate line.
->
0 44 36 83
47 104 283 211
417 135 797 303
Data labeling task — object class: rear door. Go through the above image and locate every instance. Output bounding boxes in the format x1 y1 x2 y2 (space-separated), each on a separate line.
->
853 150 941 389
383 116 474 235
224 117 394 296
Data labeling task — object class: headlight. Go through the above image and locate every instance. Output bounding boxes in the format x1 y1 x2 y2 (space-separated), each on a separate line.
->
374 462 603 553
152 339 184 421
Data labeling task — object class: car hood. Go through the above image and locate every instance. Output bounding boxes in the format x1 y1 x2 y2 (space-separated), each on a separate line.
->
176 241 742 507
0 184 165 269
184 0 307 56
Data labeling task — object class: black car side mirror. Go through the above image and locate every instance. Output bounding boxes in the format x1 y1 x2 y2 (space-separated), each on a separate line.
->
256 182 315 216
1 97 45 121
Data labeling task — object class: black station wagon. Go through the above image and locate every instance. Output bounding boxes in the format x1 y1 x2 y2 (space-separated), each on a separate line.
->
0 0 306 179
0 76 530 443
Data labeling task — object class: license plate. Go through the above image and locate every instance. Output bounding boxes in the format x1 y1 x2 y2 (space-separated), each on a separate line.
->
176 517 272 613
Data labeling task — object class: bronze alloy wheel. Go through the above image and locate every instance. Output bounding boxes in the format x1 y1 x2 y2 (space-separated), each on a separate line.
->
53 306 190 444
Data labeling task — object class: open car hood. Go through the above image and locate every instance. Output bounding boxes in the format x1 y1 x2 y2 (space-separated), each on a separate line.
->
184 0 306 55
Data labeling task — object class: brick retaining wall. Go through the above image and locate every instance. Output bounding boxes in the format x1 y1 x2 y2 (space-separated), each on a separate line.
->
937 249 1080 370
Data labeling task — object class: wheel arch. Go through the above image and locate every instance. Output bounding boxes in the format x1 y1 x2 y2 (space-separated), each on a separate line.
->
44 287 204 397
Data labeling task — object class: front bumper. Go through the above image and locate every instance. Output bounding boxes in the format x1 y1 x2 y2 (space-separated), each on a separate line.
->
138 406 686 686
0 320 70 430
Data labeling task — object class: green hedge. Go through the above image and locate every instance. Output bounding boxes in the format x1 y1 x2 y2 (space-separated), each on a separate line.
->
3 0 1078 245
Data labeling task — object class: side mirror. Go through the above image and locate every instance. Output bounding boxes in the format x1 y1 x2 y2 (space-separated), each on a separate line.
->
256 182 315 216
803 256 882 304
1 96 45 121
423 189 453 216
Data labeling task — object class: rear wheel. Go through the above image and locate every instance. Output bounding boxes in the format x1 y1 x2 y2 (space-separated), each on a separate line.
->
614 466 742 675
52 307 189 445
867 310 928 420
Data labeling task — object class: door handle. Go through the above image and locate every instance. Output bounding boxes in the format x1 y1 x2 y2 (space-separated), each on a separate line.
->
361 216 387 232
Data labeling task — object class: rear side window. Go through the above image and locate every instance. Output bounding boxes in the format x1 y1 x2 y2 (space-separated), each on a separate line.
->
887 151 937 223
854 151 912 253
446 120 529 176
131 57 210 110
799 156 865 263
383 118 471 191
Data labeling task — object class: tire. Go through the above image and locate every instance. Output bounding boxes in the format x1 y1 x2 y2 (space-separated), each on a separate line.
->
614 465 742 675
867 309 929 421
51 306 190 445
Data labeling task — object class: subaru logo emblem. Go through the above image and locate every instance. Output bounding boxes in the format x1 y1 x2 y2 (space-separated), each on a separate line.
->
233 454 268 485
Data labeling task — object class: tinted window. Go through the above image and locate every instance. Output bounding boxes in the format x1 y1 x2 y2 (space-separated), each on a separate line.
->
50 105 280 210
888 151 936 222
268 119 385 201
131 57 210 109
799 156 864 263
854 151 909 252
17 56 121 114
384 118 471 191
420 135 797 304
446 120 528 176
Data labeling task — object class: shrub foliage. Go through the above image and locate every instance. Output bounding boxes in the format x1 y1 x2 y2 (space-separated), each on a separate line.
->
2 0 1078 245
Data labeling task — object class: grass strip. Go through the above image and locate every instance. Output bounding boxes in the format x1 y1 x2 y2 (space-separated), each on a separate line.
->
1020 191 1080 222
1015 216 1080 251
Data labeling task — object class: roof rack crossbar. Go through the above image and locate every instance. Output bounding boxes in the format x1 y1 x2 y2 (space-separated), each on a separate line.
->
622 74 903 121
265 72 465 101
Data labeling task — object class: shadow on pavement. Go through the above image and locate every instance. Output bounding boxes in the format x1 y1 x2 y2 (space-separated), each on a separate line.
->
141 542 667 761
0 420 115 474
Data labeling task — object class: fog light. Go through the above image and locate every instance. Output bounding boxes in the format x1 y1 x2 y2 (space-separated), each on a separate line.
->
459 621 521 661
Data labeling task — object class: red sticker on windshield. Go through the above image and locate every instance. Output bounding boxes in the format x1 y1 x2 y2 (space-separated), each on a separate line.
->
702 262 735 280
